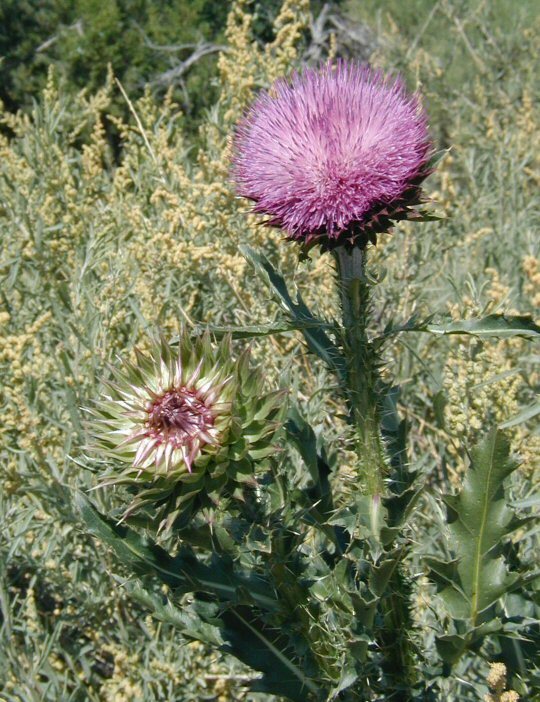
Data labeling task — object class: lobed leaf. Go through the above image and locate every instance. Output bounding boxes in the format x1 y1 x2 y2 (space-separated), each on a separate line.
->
128 584 322 701
285 408 348 554
125 582 224 647
220 607 322 701
75 492 279 611
444 430 520 621
426 430 527 662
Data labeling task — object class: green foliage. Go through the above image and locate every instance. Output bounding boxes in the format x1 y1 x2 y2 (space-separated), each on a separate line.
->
0 0 345 135
77 492 280 611
426 314 540 339
425 430 535 664
382 313 540 340
78 477 324 700
346 0 539 131
0 0 229 131
0 1 538 700
240 246 347 381
0 0 71 111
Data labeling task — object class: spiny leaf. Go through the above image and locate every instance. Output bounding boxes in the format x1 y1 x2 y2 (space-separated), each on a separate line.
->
220 607 322 701
192 318 334 340
427 314 539 339
115 568 322 701
434 633 469 665
380 385 424 537
285 407 330 497
327 668 359 700
79 497 321 700
285 408 349 556
428 314 540 338
426 430 522 634
368 556 400 598
75 492 278 611
240 245 346 380
382 313 540 340
124 582 224 647
435 620 503 665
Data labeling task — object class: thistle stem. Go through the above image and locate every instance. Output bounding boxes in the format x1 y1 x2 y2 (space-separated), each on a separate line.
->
334 247 417 700
378 567 417 701
333 247 387 499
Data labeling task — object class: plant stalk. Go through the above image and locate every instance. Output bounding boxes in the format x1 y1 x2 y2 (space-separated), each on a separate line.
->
334 246 417 701
333 247 387 499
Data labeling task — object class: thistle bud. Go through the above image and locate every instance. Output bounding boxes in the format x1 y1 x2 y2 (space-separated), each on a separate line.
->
88 333 285 526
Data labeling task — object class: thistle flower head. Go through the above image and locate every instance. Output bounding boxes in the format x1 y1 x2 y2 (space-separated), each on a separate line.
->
89 333 284 525
232 61 433 250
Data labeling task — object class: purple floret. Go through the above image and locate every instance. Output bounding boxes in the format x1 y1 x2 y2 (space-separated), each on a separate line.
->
232 61 432 248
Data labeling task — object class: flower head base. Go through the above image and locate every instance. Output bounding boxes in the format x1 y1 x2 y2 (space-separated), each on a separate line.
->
88 333 285 525
233 61 433 251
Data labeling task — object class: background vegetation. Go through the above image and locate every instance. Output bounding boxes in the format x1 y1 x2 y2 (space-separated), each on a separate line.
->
0 0 538 700
0 0 334 136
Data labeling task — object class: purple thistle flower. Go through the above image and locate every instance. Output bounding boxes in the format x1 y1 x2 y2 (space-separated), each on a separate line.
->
232 61 433 249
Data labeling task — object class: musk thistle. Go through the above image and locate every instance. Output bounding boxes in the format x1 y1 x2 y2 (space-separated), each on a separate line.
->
89 333 285 526
232 60 433 250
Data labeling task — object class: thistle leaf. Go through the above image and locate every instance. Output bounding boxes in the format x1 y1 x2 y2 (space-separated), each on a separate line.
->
89 539 321 701
285 407 330 494
128 584 322 700
327 668 359 699
240 245 346 380
426 430 524 659
285 408 348 554
380 385 423 538
219 607 322 701
193 319 334 340
75 492 279 611
125 582 224 647
427 314 540 338
382 313 540 340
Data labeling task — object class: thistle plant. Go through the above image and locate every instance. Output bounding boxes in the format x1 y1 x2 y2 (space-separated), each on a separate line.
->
79 60 539 702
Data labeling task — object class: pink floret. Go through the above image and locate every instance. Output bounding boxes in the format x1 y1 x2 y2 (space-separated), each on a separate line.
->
232 61 432 247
